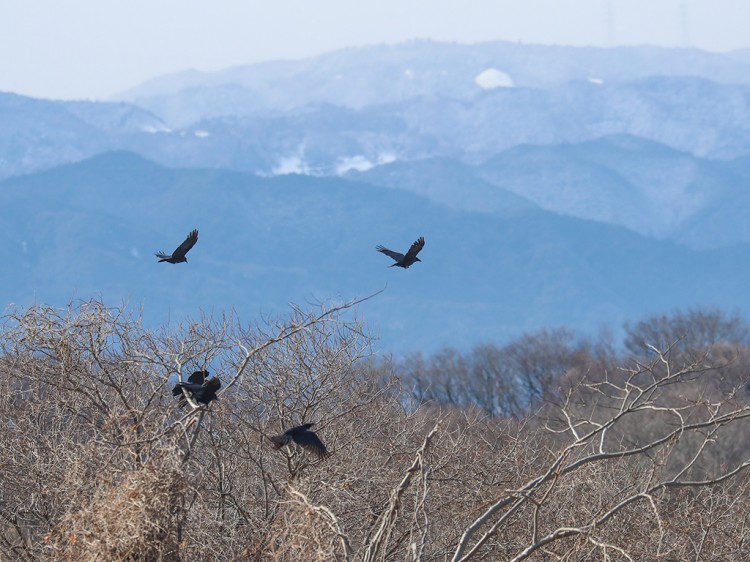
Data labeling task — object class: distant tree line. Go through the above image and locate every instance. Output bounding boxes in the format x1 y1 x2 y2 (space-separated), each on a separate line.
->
392 307 750 418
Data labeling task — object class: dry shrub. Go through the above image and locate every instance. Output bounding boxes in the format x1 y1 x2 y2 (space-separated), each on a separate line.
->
49 453 184 562
262 490 346 562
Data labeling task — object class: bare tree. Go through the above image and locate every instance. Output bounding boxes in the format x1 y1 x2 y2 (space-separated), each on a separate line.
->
449 345 750 561
1 299 749 561
624 307 749 357
395 328 599 417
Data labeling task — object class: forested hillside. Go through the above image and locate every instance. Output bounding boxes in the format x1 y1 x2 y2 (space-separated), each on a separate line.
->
2 152 750 352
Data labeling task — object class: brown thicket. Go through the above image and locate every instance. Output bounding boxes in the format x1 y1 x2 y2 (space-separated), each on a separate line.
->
0 299 748 561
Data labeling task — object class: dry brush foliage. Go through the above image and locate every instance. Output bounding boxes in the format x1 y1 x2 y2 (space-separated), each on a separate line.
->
0 300 748 561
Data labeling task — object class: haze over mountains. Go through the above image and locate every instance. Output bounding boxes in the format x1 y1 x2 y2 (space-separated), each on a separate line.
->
2 40 749 351
116 41 750 121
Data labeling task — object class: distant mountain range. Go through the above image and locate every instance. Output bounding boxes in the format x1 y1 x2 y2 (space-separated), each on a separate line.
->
6 78 750 177
2 40 750 352
4 41 750 181
1 152 748 353
114 40 750 125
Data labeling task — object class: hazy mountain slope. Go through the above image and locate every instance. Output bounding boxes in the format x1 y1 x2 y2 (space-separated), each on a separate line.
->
348 137 750 250
394 76 750 160
672 155 750 249
477 135 745 244
4 84 750 251
479 139 647 227
0 92 107 179
0 92 169 179
1 152 749 353
115 41 750 126
345 157 538 215
143 76 750 171
728 48 750 66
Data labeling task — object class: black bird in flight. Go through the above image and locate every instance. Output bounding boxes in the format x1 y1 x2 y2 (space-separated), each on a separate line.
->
376 236 425 268
270 423 328 458
172 371 220 407
155 229 198 263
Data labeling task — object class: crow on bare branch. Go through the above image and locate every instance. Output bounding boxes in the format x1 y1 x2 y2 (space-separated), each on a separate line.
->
172 371 220 407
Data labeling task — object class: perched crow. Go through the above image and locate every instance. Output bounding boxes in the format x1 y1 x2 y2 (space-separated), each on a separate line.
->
270 423 328 458
172 373 221 407
376 236 425 268
172 370 209 407
155 229 198 264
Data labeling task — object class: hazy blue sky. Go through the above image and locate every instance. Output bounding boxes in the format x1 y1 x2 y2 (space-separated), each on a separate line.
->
2 0 748 100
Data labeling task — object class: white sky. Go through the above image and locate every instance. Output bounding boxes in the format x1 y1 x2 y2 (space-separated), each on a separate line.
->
1 0 748 100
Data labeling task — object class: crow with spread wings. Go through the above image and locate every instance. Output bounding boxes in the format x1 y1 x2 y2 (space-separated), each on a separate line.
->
270 423 328 458
376 236 425 268
155 229 199 264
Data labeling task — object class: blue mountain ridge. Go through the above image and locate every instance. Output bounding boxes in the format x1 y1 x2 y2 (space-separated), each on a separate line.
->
5 73 750 181
1 151 748 353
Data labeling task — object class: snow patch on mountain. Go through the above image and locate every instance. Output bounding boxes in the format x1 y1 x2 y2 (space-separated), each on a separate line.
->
377 152 397 165
272 155 310 175
140 123 172 134
335 152 398 175
474 68 514 89
336 155 373 174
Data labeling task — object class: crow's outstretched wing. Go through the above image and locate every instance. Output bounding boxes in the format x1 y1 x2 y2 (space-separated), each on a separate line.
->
172 371 206 397
269 433 291 448
271 423 328 457
171 229 199 260
202 377 221 393
172 376 220 406
376 245 405 262
193 377 221 404
171 380 201 407
175 381 203 394
292 428 328 458
172 382 183 397
403 236 425 262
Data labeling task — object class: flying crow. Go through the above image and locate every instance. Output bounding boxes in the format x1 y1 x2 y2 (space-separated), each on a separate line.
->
172 372 220 407
156 229 198 264
376 236 425 268
270 423 328 458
